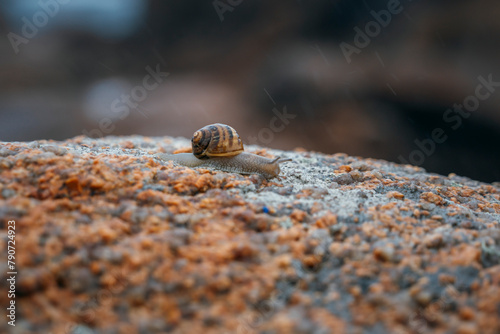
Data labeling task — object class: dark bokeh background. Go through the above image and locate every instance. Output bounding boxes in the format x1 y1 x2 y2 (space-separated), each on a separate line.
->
0 0 499 182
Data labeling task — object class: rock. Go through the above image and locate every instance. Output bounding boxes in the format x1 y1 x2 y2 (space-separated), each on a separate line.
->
0 135 499 334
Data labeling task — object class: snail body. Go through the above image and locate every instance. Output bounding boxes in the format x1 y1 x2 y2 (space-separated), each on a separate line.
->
158 123 290 179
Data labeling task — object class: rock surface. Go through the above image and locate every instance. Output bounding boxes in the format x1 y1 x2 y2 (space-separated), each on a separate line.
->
0 135 499 334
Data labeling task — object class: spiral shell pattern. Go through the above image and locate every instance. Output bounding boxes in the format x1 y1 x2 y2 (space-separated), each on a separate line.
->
192 123 244 159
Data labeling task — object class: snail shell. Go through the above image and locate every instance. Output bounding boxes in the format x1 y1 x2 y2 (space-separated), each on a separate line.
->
192 123 243 159
157 123 291 179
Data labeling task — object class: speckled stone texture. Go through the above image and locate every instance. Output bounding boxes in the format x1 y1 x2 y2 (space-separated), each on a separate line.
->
0 135 499 334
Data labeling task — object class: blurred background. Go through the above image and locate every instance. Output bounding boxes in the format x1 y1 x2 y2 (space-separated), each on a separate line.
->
0 0 499 182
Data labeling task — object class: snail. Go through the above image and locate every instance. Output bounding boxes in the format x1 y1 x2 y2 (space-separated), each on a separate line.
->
157 123 291 179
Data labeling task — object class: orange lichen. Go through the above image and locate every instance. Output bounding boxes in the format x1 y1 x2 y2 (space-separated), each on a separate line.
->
1 137 498 334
